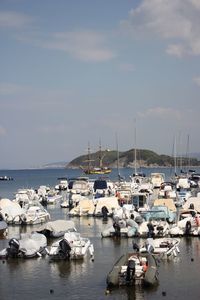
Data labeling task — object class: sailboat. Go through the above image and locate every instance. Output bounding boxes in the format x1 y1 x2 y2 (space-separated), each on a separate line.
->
80 142 112 175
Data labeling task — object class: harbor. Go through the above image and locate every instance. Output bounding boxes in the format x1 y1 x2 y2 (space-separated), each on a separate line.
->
1 167 200 299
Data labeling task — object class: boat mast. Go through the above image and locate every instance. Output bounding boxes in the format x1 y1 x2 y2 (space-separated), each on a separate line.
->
134 119 137 175
87 142 91 172
99 139 102 168
186 134 190 174
174 135 177 176
116 132 120 181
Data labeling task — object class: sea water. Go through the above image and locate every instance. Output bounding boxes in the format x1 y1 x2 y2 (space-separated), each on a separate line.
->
0 167 200 300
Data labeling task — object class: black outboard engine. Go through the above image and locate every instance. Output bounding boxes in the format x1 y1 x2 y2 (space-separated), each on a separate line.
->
126 259 136 283
132 242 140 252
113 221 121 237
185 221 192 235
58 239 71 259
189 203 194 210
101 206 109 221
157 225 164 235
7 238 20 258
147 222 155 238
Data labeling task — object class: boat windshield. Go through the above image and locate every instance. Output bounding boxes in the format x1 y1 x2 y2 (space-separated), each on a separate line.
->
132 194 146 208
94 180 107 191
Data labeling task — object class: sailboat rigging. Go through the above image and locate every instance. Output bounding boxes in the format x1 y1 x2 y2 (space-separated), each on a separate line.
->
80 142 112 175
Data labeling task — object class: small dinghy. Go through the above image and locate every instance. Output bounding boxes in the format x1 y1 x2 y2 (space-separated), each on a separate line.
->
106 252 158 288
0 232 48 258
49 231 94 260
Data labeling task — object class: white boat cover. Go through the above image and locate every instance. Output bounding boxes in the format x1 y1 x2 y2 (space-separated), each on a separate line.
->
69 199 95 215
183 197 200 212
94 196 120 215
0 198 25 220
153 198 176 212
37 220 76 234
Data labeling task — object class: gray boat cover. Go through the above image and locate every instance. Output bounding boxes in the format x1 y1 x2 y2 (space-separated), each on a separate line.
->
37 220 76 236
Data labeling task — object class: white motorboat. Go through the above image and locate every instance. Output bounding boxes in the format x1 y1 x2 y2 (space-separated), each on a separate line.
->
137 219 170 238
21 202 50 225
49 231 94 260
46 189 63 204
169 209 200 236
150 173 165 189
70 179 91 196
0 232 48 258
101 217 139 238
55 178 68 191
139 237 180 259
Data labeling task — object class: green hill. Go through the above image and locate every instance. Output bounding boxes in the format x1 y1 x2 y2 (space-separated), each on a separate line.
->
66 148 200 169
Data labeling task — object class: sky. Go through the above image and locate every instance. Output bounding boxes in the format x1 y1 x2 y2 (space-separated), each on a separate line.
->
1 0 200 169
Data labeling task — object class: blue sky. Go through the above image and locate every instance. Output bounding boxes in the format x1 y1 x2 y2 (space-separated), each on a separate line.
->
0 0 200 169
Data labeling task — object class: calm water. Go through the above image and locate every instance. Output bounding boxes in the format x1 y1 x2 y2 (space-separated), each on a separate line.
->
1 167 200 300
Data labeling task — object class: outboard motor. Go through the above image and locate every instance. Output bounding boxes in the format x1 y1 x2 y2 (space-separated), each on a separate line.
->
185 221 192 235
101 206 109 221
157 225 164 235
147 222 155 238
113 221 121 237
7 238 20 257
189 203 194 210
126 259 136 283
59 239 71 259
132 242 140 252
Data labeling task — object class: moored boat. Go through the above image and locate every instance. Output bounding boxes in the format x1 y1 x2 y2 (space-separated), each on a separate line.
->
48 231 94 260
106 252 158 288
0 232 48 258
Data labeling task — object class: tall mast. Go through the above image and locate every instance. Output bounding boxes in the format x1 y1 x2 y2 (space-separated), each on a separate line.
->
174 135 177 176
116 132 120 181
134 119 137 175
99 138 102 168
186 134 190 173
87 142 91 172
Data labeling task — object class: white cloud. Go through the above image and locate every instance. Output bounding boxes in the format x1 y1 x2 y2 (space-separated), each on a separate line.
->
121 0 200 57
138 107 182 120
43 30 116 62
0 11 33 29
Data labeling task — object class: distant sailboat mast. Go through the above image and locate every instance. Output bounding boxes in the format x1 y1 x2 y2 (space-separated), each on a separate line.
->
186 134 190 174
174 135 177 176
133 119 137 175
116 133 120 181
